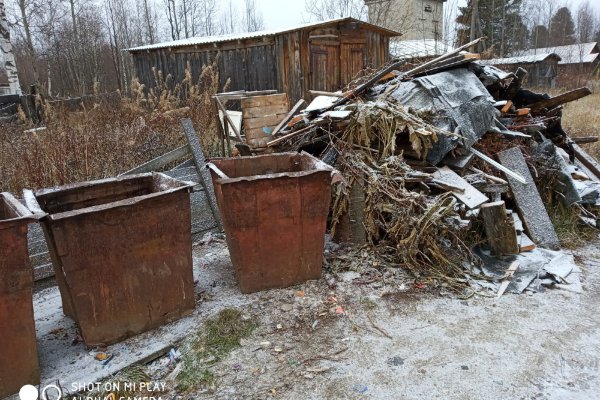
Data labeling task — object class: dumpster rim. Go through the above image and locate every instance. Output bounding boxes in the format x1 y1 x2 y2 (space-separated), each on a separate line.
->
208 151 336 185
0 192 44 230
27 173 195 221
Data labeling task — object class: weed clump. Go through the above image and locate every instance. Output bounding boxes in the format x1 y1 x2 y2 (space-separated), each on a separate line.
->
176 308 257 393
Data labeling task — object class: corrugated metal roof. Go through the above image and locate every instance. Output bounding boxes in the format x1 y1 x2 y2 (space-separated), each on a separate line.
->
511 42 599 65
479 53 560 66
390 39 454 59
125 17 401 52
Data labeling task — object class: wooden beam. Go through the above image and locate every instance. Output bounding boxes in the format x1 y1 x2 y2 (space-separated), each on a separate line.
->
571 136 598 144
271 99 306 136
480 201 519 255
214 96 243 142
120 145 190 176
497 261 520 298
527 87 592 112
572 143 600 180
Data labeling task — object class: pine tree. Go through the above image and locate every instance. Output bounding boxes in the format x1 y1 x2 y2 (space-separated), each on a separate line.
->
548 7 576 46
456 0 528 57
531 25 549 48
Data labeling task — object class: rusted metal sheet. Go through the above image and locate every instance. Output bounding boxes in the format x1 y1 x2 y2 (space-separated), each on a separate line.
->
208 152 337 293
0 193 41 398
27 173 196 346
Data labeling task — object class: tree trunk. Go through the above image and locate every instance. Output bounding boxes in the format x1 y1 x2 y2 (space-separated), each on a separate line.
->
17 0 38 84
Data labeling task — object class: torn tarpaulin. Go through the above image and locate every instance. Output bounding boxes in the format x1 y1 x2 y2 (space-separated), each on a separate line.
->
381 68 503 164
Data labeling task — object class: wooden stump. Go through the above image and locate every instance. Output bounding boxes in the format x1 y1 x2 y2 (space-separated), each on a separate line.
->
480 201 519 255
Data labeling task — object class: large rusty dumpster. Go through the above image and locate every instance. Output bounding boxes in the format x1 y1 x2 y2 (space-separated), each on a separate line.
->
0 193 41 398
208 152 337 293
25 173 196 346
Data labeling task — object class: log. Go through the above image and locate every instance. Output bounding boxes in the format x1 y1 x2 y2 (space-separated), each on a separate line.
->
480 201 519 255
528 87 591 112
571 136 598 144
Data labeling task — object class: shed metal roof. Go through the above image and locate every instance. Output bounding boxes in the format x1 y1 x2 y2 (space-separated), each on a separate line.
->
510 42 599 65
479 53 561 66
126 17 401 52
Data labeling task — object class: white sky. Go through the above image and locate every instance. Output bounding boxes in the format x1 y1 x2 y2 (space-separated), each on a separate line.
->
244 0 600 31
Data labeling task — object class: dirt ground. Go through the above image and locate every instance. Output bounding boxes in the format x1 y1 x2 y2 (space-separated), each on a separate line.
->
138 236 600 400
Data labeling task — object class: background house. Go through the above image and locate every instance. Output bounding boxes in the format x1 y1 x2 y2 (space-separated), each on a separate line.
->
126 18 399 104
511 42 599 87
479 53 561 88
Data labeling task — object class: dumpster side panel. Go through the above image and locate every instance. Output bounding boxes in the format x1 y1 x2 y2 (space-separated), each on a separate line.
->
46 190 195 345
217 170 331 293
0 223 40 398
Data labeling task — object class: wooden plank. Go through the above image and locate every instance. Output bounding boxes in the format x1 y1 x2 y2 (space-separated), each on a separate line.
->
272 99 306 135
497 147 560 250
180 118 223 231
244 113 289 130
480 201 519 255
214 96 243 142
501 100 513 113
528 87 591 112
432 166 489 209
572 143 600 180
241 93 288 109
243 104 289 119
497 261 520 298
517 233 536 252
120 145 190 176
571 136 598 144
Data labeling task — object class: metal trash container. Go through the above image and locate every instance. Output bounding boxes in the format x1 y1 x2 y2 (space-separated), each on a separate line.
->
0 193 42 398
24 173 196 346
208 152 338 293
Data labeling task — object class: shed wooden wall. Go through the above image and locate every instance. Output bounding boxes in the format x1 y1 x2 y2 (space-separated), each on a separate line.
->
131 41 279 96
130 23 391 104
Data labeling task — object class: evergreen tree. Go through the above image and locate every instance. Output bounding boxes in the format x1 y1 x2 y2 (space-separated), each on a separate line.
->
456 0 528 56
549 7 576 46
531 25 549 48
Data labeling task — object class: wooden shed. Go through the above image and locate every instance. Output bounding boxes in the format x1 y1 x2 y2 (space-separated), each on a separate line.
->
126 18 400 103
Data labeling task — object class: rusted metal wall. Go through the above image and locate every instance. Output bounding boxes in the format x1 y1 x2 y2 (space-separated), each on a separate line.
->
0 194 40 398
208 153 335 294
131 21 393 104
31 174 196 346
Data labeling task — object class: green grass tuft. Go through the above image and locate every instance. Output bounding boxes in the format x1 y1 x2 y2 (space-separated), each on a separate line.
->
176 308 257 393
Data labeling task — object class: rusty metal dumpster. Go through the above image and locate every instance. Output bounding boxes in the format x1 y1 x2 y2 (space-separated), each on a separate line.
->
25 173 196 346
0 193 41 398
207 152 337 293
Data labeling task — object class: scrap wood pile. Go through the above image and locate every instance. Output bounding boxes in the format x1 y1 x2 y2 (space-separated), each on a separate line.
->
250 38 600 292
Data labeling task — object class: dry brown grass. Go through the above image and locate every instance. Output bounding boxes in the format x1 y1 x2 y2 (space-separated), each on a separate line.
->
561 86 600 161
0 62 224 194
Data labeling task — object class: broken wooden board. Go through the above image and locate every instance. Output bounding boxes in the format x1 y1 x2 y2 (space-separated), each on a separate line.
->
480 201 519 255
517 233 536 252
528 87 592 113
432 166 489 209
497 147 560 250
497 261 520 298
572 143 600 180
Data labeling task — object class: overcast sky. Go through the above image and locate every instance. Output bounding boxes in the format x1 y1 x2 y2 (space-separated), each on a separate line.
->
236 0 600 31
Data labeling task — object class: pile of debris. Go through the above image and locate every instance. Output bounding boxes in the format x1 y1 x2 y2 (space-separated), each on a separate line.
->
246 38 600 294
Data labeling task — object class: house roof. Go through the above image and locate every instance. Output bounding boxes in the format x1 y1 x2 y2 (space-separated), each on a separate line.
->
511 42 599 65
390 39 454 59
126 18 401 52
479 53 561 66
